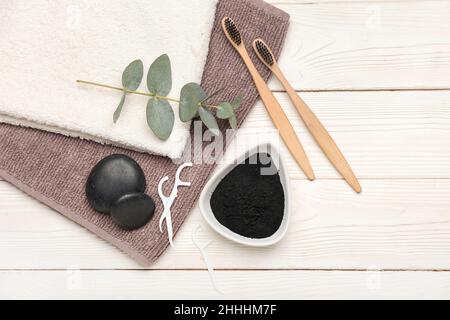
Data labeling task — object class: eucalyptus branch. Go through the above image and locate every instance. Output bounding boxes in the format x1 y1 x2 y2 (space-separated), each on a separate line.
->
77 80 223 110
77 55 243 141
77 80 180 103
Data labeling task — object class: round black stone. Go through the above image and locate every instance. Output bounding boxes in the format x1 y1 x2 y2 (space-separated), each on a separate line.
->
111 193 156 230
86 154 146 213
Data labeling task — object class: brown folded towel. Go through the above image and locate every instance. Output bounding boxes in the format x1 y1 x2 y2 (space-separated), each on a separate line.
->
0 0 290 266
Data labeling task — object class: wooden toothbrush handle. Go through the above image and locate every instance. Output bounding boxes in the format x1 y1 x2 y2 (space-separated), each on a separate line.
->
275 67 361 193
240 50 315 180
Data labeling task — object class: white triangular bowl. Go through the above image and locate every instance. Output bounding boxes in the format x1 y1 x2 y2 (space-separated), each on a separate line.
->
199 142 291 247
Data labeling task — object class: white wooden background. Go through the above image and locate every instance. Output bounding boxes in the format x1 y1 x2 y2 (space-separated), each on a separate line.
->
1 0 450 300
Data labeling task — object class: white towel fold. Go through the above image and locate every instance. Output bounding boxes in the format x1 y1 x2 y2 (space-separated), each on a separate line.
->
0 0 218 159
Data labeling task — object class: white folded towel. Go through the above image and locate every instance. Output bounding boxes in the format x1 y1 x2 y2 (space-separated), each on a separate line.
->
0 0 218 159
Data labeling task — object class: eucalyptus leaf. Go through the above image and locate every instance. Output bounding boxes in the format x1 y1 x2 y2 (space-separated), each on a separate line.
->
179 83 207 122
229 115 238 129
146 98 175 141
122 60 144 91
113 93 127 123
147 54 172 96
231 93 244 110
198 107 220 136
216 102 234 119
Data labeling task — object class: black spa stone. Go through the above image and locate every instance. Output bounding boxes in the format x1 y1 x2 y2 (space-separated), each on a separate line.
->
86 154 146 213
111 193 156 231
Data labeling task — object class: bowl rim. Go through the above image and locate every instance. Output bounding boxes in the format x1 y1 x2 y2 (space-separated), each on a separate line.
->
199 142 291 247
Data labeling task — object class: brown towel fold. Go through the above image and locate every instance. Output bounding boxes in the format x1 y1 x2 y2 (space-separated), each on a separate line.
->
0 0 290 266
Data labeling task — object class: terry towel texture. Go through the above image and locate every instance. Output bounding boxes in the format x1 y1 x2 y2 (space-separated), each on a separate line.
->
0 0 219 159
0 0 290 266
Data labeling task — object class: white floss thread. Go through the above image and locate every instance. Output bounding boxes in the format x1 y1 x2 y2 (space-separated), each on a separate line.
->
192 226 224 295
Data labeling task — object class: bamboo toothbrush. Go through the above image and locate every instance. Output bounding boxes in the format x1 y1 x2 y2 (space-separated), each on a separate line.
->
221 17 315 181
253 39 362 193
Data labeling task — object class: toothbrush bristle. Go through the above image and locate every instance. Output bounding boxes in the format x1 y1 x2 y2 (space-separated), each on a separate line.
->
224 18 242 46
255 40 274 66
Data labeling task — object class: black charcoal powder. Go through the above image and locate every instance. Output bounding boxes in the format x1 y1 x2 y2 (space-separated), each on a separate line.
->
210 153 285 239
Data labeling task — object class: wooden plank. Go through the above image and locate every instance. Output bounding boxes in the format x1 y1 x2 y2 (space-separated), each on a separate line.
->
1 270 449 299
2 91 449 180
232 91 450 179
265 1 450 90
1 179 450 270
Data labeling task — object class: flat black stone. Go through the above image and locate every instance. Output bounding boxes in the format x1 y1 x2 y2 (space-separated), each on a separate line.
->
86 154 146 213
111 193 156 231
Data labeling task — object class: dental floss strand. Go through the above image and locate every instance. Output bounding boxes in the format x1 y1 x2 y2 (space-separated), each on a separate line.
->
192 226 224 295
